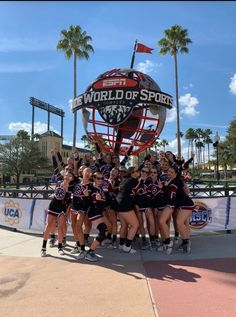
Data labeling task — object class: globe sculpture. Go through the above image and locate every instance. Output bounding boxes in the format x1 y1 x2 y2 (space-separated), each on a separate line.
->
72 68 173 155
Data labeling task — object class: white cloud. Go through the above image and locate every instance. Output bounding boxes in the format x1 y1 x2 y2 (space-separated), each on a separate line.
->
8 121 59 135
136 59 161 74
229 74 236 94
167 138 178 150
165 138 189 158
0 63 55 73
166 106 177 123
179 93 199 116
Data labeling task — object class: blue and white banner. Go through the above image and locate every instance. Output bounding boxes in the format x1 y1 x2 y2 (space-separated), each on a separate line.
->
30 199 50 231
0 197 235 232
190 198 227 232
0 198 33 230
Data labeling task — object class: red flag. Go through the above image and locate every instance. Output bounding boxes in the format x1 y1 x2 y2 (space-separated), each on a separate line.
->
136 43 153 54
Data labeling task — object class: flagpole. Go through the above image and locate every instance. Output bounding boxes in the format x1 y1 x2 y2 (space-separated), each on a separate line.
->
130 39 138 69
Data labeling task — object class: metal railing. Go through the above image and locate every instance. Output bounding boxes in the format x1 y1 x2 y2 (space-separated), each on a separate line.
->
189 183 236 198
0 180 236 199
0 182 55 199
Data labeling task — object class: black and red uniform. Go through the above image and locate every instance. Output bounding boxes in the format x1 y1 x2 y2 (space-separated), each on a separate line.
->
100 164 113 179
87 185 107 221
132 178 152 211
85 161 100 173
101 178 119 210
116 177 139 212
147 179 167 209
70 181 93 214
47 181 71 216
164 176 194 210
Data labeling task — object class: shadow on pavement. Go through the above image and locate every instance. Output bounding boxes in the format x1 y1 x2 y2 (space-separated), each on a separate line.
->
144 261 201 282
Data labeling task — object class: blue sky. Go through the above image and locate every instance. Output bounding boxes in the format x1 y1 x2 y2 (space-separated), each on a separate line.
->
0 1 236 156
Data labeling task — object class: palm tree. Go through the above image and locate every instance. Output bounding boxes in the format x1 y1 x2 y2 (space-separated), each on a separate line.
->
161 139 169 152
195 128 204 165
81 134 88 147
185 128 196 159
57 25 94 147
157 25 192 158
81 134 93 149
219 144 231 178
152 139 162 152
202 129 213 169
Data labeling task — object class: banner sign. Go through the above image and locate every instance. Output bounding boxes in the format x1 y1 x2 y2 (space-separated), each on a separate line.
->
30 199 50 231
0 198 33 230
0 197 235 232
226 197 236 230
190 198 228 232
72 76 173 126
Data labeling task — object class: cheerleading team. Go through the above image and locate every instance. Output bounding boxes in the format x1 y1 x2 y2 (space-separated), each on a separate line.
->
40 146 194 260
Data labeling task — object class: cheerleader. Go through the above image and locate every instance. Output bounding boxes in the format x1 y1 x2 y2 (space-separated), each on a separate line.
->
102 167 120 247
159 166 194 254
133 168 156 250
70 167 93 258
40 171 73 257
165 151 194 244
85 172 109 262
98 153 113 179
147 168 166 247
116 167 139 254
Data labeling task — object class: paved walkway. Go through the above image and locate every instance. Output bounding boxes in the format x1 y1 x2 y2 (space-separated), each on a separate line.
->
0 227 236 317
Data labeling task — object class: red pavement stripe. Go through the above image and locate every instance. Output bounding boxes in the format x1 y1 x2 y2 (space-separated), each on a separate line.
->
144 258 236 317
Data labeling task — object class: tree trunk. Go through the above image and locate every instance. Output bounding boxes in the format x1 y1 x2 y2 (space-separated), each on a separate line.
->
187 139 191 159
73 52 77 147
16 174 20 190
208 143 210 169
203 144 205 169
174 53 181 158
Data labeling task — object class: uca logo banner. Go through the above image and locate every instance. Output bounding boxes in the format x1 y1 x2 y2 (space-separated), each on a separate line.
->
2 200 22 226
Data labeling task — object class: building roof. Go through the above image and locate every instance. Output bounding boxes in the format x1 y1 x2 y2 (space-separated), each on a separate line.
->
40 131 62 138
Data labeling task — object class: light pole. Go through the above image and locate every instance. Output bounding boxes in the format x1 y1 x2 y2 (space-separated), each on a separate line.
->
213 132 220 184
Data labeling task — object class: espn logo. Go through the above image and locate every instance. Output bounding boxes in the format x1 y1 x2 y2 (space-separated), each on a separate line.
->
103 78 126 87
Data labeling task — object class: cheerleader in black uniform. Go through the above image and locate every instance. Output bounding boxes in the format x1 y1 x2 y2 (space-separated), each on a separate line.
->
159 166 194 254
40 171 73 257
133 168 156 250
49 147 82 247
70 167 93 259
98 153 113 179
102 167 120 247
116 166 139 254
85 172 109 262
165 151 194 244
147 168 166 248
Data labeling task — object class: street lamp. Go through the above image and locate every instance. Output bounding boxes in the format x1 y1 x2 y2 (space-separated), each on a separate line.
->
213 132 220 184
